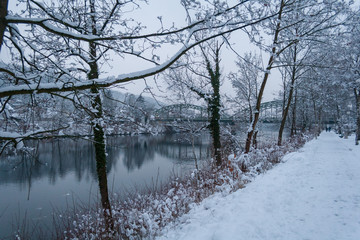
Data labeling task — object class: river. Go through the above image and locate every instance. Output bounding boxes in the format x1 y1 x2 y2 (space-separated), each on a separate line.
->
0 133 211 239
0 123 285 239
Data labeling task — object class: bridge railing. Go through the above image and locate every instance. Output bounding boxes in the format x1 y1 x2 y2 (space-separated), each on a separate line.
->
152 100 284 123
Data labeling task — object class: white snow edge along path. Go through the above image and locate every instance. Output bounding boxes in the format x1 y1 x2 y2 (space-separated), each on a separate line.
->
157 132 360 240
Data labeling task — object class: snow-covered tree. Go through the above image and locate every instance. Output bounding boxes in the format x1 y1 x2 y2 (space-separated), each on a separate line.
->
243 0 352 152
307 8 360 143
342 11 360 144
229 52 262 124
165 39 224 166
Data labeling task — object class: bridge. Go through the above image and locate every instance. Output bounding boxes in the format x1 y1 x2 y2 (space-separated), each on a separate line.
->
153 104 207 121
152 103 233 123
152 100 284 123
234 100 283 123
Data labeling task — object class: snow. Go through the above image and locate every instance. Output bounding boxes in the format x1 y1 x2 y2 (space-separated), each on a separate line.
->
157 132 360 240
0 131 21 139
6 16 104 41
0 43 191 98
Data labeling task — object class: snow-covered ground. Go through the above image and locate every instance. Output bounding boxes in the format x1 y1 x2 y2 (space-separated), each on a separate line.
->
157 132 360 240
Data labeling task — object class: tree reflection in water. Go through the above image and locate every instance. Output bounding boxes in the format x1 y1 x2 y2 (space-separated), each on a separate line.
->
1 134 210 186
0 133 210 237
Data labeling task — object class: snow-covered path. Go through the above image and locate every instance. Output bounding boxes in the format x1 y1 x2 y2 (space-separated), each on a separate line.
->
157 132 360 240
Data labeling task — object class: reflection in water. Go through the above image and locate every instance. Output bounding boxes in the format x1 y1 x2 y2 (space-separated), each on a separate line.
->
0 139 97 186
0 133 210 239
1 135 210 185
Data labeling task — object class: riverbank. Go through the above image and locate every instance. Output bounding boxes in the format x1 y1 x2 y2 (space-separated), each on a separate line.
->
157 132 360 240
61 133 310 239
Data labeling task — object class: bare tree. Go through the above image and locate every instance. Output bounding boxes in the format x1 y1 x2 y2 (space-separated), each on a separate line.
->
243 0 351 152
165 39 224 167
277 40 314 145
228 52 262 148
312 9 360 144
345 14 360 145
244 0 286 153
229 52 262 124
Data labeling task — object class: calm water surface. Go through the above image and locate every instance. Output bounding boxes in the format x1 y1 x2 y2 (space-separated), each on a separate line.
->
0 133 211 239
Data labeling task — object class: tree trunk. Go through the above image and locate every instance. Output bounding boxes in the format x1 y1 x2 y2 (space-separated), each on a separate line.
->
317 107 322 137
210 101 222 166
89 72 113 230
0 0 8 50
290 89 297 136
249 104 253 123
245 0 285 153
209 50 222 167
91 85 113 229
278 44 297 146
252 130 258 149
354 88 360 145
312 96 318 137
336 105 342 134
88 0 113 230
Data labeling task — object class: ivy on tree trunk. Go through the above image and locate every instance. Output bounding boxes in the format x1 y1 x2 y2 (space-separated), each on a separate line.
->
205 46 222 167
355 88 360 145
88 0 113 229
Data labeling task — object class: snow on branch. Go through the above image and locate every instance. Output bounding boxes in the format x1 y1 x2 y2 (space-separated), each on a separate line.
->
4 1 250 43
6 17 116 42
0 127 68 155
0 12 275 99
